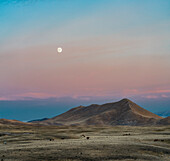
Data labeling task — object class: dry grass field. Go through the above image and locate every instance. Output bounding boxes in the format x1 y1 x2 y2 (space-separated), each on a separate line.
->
0 125 170 161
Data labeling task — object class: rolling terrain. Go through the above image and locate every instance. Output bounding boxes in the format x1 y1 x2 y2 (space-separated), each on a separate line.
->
0 119 31 126
0 125 170 161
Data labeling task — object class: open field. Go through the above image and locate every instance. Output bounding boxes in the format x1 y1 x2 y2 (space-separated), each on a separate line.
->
0 125 170 161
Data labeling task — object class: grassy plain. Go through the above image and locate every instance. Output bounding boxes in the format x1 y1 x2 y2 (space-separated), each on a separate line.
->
0 125 170 161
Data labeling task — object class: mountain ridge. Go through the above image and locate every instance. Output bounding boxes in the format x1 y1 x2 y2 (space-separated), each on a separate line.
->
1 98 169 126
31 98 164 126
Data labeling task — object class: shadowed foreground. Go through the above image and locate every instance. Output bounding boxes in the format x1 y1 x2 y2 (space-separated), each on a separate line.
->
0 125 170 161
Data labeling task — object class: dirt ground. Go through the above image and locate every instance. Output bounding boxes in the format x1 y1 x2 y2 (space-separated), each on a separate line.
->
0 125 170 161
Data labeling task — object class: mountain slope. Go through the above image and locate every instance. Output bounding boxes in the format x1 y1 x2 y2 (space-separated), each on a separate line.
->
0 119 31 126
33 98 163 126
157 116 170 125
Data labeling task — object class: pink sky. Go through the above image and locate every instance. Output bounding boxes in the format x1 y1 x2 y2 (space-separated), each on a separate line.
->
0 0 170 101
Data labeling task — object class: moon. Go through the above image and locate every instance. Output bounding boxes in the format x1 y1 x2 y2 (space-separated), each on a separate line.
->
57 47 62 53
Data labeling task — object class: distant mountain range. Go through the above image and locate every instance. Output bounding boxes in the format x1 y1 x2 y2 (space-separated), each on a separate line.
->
156 111 170 117
1 98 169 126
30 98 169 126
28 118 49 122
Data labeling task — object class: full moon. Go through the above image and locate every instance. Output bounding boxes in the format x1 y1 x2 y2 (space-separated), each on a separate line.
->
57 47 62 53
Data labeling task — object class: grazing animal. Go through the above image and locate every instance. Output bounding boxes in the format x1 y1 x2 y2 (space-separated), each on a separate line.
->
49 138 54 141
86 137 90 140
154 139 164 142
123 133 130 136
81 134 85 137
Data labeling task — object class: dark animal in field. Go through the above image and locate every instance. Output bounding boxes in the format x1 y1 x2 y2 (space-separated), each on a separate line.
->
86 137 90 140
154 139 164 142
61 137 65 140
123 133 131 136
81 134 85 137
49 138 54 141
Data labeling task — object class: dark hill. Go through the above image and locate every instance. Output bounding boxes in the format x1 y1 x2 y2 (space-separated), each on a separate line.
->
157 116 170 125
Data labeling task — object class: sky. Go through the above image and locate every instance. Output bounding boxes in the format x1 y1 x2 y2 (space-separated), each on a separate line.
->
0 0 170 121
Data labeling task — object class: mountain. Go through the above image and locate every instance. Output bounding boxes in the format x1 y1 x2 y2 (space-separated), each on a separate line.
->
32 98 164 126
0 119 31 126
157 116 170 125
156 111 170 117
28 118 49 123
